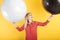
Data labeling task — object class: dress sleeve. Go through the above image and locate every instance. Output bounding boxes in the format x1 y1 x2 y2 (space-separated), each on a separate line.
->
16 25 24 31
36 20 49 26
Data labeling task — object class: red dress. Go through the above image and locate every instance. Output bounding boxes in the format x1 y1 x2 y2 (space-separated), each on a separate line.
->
16 20 49 40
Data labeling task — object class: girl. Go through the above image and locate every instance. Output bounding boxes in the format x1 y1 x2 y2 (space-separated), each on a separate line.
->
12 13 55 40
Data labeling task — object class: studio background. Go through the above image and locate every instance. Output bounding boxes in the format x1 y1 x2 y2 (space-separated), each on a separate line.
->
0 0 60 40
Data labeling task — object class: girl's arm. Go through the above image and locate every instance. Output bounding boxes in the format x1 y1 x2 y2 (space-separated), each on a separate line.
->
12 19 28 31
12 22 24 31
36 14 55 26
36 20 49 26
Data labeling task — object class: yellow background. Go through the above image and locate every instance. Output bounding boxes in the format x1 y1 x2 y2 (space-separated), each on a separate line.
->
0 0 60 40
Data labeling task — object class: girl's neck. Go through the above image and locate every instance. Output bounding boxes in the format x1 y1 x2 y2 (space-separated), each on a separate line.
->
28 20 33 24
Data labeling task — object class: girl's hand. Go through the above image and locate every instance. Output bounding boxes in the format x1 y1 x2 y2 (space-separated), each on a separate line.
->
24 19 28 29
12 22 16 24
48 14 55 21
12 22 18 28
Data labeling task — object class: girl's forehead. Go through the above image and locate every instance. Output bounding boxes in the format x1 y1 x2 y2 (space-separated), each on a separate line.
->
29 14 32 15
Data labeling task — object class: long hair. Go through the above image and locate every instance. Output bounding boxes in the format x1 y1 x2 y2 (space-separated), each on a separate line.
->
25 12 31 23
24 12 31 29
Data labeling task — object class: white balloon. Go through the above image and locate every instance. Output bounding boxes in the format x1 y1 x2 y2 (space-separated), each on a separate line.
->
1 0 27 22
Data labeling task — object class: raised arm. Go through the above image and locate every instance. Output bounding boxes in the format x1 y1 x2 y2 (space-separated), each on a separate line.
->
12 22 24 31
36 14 55 26
12 19 28 31
16 25 24 31
36 20 49 26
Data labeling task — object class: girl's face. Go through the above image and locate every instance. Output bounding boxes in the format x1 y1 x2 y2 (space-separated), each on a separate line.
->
27 14 33 21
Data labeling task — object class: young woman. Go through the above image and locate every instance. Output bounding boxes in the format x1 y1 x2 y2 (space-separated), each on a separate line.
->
12 13 55 40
